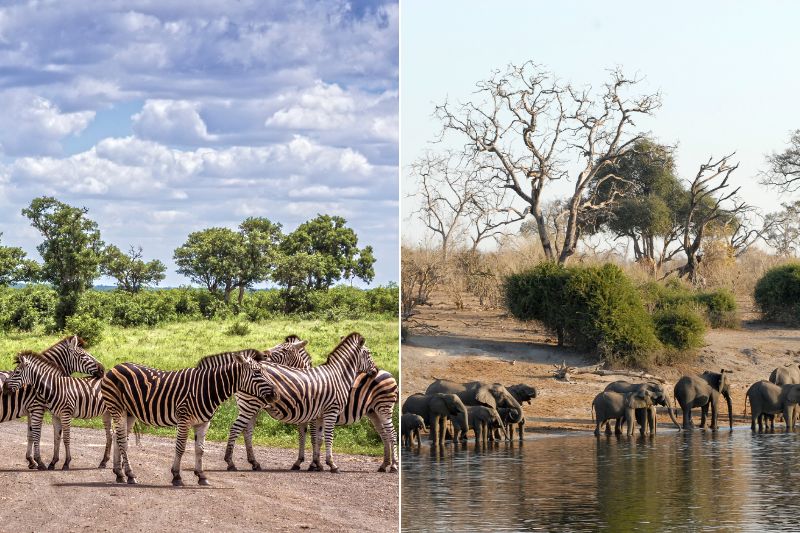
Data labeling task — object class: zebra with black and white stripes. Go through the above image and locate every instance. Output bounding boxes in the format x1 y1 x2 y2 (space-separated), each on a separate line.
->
3 351 111 470
200 332 377 473
0 335 103 469
212 334 398 473
100 353 278 486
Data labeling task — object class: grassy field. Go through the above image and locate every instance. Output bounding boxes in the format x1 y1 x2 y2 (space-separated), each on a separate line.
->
0 317 398 456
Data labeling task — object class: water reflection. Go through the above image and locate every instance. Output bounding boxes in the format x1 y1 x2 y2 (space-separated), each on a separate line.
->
401 430 800 531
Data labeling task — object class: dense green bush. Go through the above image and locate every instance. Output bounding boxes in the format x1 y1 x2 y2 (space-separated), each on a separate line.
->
653 305 706 350
226 321 251 336
0 284 57 332
754 263 800 324
640 280 738 328
64 313 105 347
506 263 659 365
694 289 737 328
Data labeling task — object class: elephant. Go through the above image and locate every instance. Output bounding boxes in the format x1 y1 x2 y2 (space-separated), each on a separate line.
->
495 407 525 440
401 413 426 447
769 364 800 385
592 390 656 436
603 381 681 435
746 381 800 432
425 379 524 426
503 383 537 440
673 369 733 430
402 393 469 446
454 405 508 445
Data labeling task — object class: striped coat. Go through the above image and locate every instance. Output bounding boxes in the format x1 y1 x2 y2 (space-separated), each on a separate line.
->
4 351 111 470
101 354 277 486
211 335 398 473
0 335 104 469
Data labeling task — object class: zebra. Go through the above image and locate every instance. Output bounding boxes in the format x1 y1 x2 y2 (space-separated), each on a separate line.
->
198 332 377 473
100 353 278 486
213 334 398 473
0 335 103 469
3 351 111 470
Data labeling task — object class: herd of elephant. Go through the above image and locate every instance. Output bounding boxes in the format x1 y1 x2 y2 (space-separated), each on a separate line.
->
400 379 538 446
401 363 800 445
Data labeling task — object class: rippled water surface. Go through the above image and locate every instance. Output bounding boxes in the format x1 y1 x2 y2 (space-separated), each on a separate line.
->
401 429 800 531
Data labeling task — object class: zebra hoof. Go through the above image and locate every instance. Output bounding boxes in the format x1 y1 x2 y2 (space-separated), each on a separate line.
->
127 476 138 485
251 463 262 471
389 465 398 473
307 463 320 472
172 478 183 487
98 462 107 469
61 464 70 471
115 475 125 483
47 463 56 470
290 464 301 470
378 465 387 472
329 466 340 474
226 464 237 471
198 479 210 486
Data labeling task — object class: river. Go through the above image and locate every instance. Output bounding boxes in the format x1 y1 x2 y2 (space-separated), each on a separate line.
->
401 429 800 531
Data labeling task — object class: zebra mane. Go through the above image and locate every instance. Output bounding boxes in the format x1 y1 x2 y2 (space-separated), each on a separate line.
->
323 332 365 364
14 350 60 370
56 335 86 348
196 349 264 368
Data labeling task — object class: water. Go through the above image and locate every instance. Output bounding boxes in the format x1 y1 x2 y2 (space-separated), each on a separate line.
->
401 429 800 532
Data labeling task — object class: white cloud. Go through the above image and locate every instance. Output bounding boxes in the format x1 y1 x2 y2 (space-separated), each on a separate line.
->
132 100 215 144
267 81 355 129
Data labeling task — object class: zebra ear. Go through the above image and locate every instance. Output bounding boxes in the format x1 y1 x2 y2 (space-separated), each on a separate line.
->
294 340 308 349
233 353 248 365
69 335 79 349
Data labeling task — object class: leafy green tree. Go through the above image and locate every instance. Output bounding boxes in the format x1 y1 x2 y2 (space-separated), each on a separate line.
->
174 227 243 303
21 197 105 329
235 217 283 304
0 233 40 286
276 214 376 290
587 139 687 272
102 245 166 292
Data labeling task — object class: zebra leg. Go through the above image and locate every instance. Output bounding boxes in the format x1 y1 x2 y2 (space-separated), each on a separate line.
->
171 422 189 487
292 423 308 470
322 412 339 473
116 414 137 484
243 415 261 471
28 406 46 470
193 421 211 486
309 418 323 471
367 411 395 473
223 405 256 471
26 415 35 469
99 411 112 468
49 416 62 470
60 415 73 470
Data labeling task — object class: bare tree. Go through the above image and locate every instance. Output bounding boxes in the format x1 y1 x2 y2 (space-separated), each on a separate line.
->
434 61 661 264
762 130 800 192
673 154 748 282
762 201 800 257
464 185 525 252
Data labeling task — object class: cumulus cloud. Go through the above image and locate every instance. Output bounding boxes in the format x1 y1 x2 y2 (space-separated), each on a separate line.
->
132 99 216 144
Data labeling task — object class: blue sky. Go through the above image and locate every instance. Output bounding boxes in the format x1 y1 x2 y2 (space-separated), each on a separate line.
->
0 0 398 286
401 1 800 245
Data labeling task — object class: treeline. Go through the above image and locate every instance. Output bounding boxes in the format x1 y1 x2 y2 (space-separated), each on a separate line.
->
0 197 383 330
0 284 397 333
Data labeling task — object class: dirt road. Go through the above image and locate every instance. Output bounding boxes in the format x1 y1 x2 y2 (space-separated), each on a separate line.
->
403 292 800 431
0 421 398 532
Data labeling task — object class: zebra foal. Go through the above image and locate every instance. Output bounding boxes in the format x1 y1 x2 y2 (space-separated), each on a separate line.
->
100 353 278 486
4 351 111 470
0 335 103 469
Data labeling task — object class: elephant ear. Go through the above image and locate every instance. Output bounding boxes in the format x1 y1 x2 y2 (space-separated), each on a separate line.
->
475 387 498 409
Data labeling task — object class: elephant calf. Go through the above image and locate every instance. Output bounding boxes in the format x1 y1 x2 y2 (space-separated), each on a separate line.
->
402 393 469 447
457 405 507 445
592 390 655 436
401 414 426 447
746 381 800 432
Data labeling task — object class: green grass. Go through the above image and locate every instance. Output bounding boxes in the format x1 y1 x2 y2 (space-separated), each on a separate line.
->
0 318 398 456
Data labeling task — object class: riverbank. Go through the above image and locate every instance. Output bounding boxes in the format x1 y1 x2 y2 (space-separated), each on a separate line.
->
402 295 800 432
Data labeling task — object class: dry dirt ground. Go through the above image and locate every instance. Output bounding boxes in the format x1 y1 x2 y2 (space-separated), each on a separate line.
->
0 422 397 532
402 291 800 432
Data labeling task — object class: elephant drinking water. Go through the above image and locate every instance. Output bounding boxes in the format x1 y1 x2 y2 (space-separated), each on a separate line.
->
591 390 656 436
425 379 524 428
402 393 469 446
603 381 681 435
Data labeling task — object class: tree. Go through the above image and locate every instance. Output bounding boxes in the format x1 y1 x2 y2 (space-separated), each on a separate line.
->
21 197 105 329
762 130 800 192
762 201 800 257
102 245 166 292
587 139 686 273
0 233 40 286
435 61 661 264
235 217 283 304
276 214 375 290
174 227 244 303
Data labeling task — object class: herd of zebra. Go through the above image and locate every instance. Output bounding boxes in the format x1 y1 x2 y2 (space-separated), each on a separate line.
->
0 333 398 486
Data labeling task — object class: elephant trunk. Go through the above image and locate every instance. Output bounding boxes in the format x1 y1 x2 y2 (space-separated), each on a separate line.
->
725 392 734 429
665 397 681 430
460 410 469 437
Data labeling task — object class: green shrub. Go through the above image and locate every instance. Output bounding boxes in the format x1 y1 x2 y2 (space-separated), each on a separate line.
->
226 321 251 336
506 262 660 365
653 305 706 350
695 289 738 328
64 314 105 347
0 284 57 332
640 280 738 329
754 263 800 324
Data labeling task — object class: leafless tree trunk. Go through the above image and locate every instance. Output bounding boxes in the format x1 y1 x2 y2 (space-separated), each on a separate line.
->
761 130 800 193
434 62 660 264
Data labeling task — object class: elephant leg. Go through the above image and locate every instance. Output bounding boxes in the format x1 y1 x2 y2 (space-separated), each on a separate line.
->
594 418 601 436
709 398 718 431
699 404 708 428
682 405 692 430
751 411 757 432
